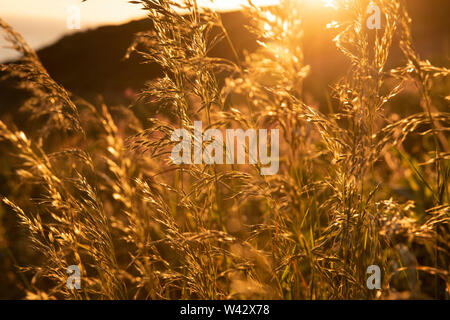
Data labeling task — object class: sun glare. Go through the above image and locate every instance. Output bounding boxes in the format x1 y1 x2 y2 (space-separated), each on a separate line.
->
322 0 339 10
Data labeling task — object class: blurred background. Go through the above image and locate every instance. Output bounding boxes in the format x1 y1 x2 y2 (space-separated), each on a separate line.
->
0 0 448 107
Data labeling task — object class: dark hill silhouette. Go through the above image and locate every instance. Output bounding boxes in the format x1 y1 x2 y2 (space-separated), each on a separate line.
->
36 11 259 103
0 11 258 116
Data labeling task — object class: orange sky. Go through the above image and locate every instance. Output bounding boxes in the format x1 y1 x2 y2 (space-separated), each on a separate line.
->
0 0 281 22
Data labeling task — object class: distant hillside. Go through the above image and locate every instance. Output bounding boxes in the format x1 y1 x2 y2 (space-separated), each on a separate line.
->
0 11 258 114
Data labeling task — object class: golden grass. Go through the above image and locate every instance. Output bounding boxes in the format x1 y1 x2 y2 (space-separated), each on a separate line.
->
0 0 448 299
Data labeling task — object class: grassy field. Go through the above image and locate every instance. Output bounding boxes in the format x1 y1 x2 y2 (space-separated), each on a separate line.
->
0 0 448 299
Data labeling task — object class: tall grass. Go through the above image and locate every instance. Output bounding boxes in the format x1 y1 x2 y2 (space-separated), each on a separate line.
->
0 0 448 299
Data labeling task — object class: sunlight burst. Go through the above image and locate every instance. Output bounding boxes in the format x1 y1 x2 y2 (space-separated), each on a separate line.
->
322 0 339 10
